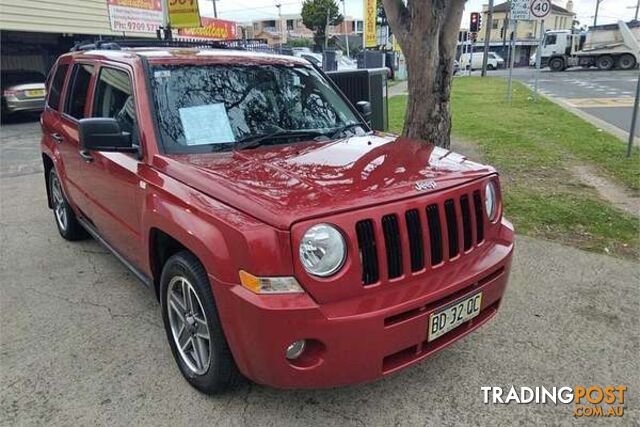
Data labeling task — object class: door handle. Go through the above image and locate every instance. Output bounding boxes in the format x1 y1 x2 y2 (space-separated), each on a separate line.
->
79 150 93 163
51 133 64 144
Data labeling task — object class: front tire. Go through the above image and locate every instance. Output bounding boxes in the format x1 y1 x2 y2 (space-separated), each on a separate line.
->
160 251 240 394
48 168 87 241
549 57 565 72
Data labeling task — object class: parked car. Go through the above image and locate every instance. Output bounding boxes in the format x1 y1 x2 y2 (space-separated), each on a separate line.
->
459 52 501 70
1 70 47 116
41 43 514 394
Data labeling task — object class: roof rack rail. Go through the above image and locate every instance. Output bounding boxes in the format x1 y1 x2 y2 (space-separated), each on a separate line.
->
70 38 270 52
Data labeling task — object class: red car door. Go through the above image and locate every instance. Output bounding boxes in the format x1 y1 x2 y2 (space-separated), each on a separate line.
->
78 65 145 268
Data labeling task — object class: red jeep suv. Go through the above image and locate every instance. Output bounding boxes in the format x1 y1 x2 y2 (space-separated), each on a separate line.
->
40 42 514 394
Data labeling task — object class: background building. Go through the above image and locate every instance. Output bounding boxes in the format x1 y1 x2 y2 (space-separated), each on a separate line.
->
0 0 155 74
477 0 575 66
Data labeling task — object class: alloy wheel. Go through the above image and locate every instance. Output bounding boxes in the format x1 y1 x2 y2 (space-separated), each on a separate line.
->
167 276 211 375
50 173 68 231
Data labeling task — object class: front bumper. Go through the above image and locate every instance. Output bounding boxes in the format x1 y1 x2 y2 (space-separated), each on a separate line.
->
213 222 514 389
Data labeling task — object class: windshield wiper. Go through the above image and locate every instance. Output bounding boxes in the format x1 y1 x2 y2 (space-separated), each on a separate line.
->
235 129 326 150
329 122 367 139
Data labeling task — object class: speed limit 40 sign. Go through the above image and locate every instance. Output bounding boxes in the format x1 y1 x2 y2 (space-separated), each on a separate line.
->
530 0 552 19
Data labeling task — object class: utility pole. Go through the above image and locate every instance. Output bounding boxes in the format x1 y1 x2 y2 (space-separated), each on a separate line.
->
637 0 639 21
325 6 330 50
481 0 494 77
212 0 217 18
341 0 350 58
593 0 604 27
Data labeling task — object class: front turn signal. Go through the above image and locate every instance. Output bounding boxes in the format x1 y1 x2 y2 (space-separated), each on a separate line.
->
239 270 305 294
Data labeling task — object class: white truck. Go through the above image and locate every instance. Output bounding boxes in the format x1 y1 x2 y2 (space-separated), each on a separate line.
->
540 20 640 71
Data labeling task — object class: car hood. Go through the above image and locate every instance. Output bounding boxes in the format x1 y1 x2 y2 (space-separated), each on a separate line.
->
154 133 495 229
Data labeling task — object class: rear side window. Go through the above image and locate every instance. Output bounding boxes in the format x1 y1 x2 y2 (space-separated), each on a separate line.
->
93 68 138 145
65 64 94 119
47 64 69 110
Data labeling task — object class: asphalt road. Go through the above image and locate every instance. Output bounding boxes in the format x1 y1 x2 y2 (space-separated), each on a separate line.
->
1 120 639 425
500 68 639 136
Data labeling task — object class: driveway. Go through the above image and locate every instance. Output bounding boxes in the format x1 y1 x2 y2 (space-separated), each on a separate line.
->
1 121 639 425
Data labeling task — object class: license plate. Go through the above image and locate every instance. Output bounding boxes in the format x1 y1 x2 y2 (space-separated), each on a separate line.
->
25 89 45 97
428 292 482 342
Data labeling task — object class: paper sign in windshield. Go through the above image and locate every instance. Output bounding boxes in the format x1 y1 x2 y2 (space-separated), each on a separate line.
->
179 104 235 145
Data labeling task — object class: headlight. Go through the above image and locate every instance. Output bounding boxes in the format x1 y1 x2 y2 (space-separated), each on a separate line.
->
299 223 346 277
485 181 499 222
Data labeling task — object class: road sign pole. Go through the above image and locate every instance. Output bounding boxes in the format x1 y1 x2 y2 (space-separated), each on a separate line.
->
533 19 545 100
507 20 518 103
628 71 640 158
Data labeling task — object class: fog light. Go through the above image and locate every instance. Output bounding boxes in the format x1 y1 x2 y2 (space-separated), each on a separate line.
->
286 340 306 360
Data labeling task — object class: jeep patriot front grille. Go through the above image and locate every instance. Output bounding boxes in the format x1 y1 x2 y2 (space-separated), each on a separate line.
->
356 189 486 286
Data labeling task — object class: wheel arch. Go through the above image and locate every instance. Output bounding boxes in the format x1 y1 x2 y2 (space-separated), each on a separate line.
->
145 218 234 301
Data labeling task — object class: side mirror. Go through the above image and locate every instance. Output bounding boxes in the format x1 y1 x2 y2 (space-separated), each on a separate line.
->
79 118 135 153
355 101 372 121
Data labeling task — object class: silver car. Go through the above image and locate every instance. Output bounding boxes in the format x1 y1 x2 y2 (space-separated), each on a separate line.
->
1 70 47 115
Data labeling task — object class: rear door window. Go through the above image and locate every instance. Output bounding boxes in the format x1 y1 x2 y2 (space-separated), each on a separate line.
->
47 64 69 110
65 64 94 119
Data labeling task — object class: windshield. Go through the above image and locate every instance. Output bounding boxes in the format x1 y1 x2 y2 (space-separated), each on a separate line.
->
149 63 363 153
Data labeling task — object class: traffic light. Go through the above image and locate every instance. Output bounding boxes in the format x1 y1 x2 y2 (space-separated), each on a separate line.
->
470 12 481 33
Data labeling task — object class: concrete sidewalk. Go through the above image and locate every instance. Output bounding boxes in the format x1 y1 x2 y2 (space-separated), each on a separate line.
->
1 172 638 426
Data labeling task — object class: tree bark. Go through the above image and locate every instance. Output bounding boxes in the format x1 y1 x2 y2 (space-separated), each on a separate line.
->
382 0 466 149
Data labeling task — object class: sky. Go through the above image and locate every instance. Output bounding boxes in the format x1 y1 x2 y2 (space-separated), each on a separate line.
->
197 0 637 27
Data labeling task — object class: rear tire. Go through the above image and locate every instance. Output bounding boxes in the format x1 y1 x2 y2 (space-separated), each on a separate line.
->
596 55 614 71
617 54 637 70
160 251 241 394
48 168 88 241
549 58 565 72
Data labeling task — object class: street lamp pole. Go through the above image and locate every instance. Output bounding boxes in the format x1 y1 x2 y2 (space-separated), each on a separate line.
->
212 0 217 18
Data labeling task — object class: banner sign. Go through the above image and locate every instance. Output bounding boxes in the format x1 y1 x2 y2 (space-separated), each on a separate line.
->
364 0 377 48
178 17 238 40
168 0 201 29
107 0 163 33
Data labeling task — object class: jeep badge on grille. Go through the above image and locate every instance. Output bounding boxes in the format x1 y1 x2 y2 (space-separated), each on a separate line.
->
415 180 437 192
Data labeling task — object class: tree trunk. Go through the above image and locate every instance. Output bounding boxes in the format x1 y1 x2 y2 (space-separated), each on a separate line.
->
404 42 454 148
382 0 466 149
